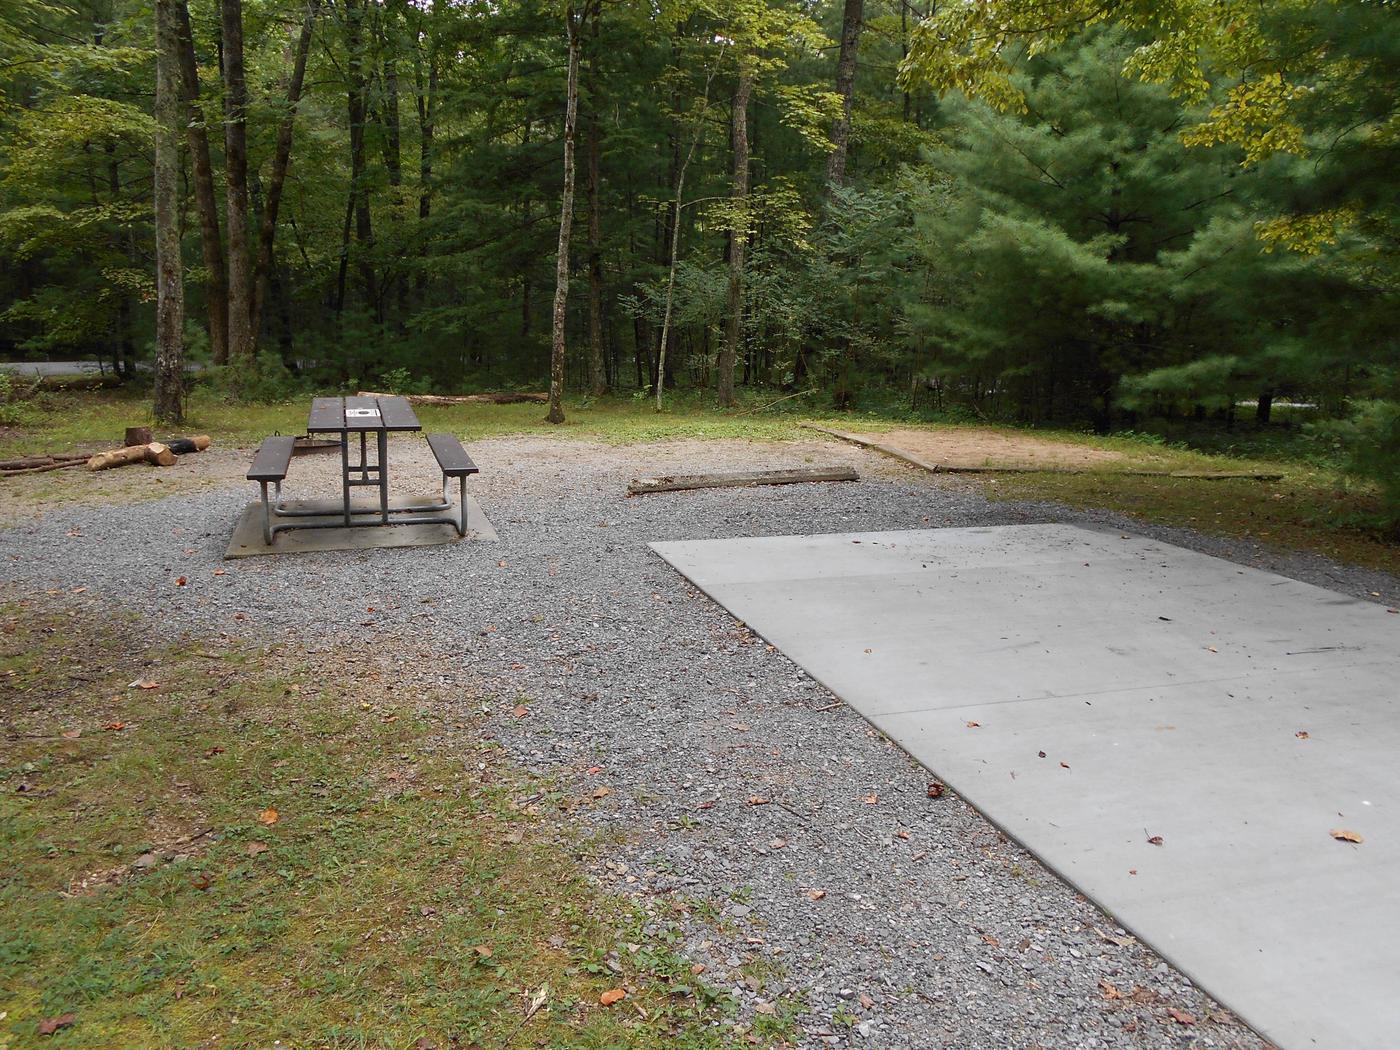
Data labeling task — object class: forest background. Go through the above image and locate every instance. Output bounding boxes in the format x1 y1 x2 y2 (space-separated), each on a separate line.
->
0 0 1396 520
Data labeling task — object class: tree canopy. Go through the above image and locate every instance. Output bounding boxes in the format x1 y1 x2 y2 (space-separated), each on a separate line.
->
0 0 1397 519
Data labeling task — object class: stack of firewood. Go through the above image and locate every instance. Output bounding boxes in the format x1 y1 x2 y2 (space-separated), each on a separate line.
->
0 427 212 478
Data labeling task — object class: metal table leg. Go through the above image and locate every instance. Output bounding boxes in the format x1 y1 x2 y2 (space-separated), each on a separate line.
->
339 432 351 526
377 429 389 524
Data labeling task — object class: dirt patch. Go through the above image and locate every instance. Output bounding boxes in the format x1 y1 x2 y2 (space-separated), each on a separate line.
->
846 427 1148 471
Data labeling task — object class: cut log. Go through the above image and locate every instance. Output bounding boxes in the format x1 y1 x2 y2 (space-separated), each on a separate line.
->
629 466 858 495
356 390 549 405
86 445 152 471
125 426 153 446
166 435 212 454
146 442 177 466
85 442 179 471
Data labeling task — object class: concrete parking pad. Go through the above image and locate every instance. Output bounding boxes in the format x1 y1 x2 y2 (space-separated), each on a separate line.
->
651 523 1400 1050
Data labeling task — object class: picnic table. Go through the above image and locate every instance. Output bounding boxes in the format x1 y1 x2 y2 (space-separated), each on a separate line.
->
308 394 422 526
246 395 478 545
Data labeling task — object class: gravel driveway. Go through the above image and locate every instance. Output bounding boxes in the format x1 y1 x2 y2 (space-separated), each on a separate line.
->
6 433 1395 1049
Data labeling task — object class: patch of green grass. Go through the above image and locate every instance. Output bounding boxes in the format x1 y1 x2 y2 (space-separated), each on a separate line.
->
0 388 819 456
984 468 1400 576
0 608 732 1048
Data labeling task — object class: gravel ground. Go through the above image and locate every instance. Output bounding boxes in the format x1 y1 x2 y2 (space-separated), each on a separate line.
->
6 433 1397 1049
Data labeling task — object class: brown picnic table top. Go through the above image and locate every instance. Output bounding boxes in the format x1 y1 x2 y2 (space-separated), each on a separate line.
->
307 395 421 434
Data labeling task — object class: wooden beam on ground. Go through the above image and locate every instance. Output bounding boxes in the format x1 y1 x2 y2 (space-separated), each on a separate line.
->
356 390 548 405
800 424 1283 481
629 466 858 495
800 424 943 473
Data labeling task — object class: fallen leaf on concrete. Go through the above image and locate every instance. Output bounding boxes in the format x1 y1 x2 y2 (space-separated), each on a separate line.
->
258 807 279 825
747 796 770 806
1059 761 1070 770
36 1013 76 1036
982 934 1000 947
861 794 878 805
512 705 529 718
600 988 626 1006
175 576 187 587
213 569 226 576
770 838 787 848
1099 979 1123 1000
1167 1008 1197 1025
895 830 910 840
965 721 980 728
1330 828 1364 843
927 782 945 798
806 889 826 900
1147 834 1163 846
859 993 874 1008
591 786 611 799
1296 730 1310 740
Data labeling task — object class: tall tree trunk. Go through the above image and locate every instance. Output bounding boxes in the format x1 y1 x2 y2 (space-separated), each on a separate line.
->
654 42 724 410
584 17 606 397
222 0 254 360
413 2 439 304
546 5 583 425
154 0 185 423
717 71 751 409
251 0 318 345
173 0 227 365
345 0 379 319
379 2 407 324
826 0 863 187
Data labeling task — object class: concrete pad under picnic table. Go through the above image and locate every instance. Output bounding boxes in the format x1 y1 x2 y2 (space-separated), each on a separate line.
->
225 495 497 558
650 524 1400 1050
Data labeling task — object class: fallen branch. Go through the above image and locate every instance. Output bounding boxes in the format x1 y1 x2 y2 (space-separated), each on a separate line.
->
629 466 858 495
0 459 88 477
741 388 818 415
356 390 548 405
0 452 89 470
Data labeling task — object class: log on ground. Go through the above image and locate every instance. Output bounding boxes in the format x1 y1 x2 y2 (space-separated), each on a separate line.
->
629 466 858 495
86 442 178 471
0 453 90 471
356 390 548 405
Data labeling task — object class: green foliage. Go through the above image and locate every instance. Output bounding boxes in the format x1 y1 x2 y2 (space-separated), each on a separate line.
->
1321 400 1400 534
205 352 307 404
